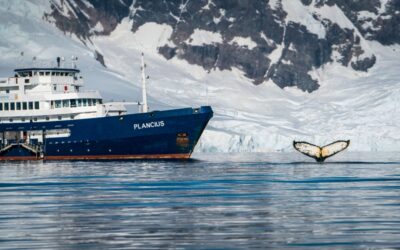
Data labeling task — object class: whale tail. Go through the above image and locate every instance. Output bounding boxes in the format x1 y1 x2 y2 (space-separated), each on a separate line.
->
293 140 350 162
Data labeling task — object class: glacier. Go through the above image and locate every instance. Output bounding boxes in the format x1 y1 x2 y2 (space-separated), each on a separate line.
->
1 0 400 153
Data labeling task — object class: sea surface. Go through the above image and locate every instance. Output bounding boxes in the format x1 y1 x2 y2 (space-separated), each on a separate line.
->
0 153 400 249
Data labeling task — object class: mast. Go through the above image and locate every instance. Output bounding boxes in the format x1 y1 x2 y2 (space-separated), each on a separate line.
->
140 53 148 113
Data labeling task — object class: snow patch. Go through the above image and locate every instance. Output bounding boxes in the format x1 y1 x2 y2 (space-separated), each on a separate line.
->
110 20 174 51
268 0 281 10
187 29 223 46
228 36 257 49
281 0 326 39
90 21 104 34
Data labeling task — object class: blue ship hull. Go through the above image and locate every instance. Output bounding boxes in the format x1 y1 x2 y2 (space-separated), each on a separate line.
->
0 106 213 160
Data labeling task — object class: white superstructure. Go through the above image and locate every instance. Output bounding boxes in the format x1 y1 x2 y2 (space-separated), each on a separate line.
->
0 59 127 123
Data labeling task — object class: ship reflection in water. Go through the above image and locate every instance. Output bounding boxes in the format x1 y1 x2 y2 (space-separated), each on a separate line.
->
0 153 400 249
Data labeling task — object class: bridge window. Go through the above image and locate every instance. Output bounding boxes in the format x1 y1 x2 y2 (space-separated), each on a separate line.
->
70 99 76 107
16 103 21 110
88 99 92 106
28 102 33 110
77 99 82 107
55 100 61 108
0 103 2 111
83 99 87 106
4 103 9 111
22 102 27 110
39 72 44 76
34 102 39 110
62 100 69 107
10 103 15 110
45 72 50 76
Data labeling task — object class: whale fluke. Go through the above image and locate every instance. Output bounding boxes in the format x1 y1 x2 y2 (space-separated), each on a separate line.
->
293 140 350 162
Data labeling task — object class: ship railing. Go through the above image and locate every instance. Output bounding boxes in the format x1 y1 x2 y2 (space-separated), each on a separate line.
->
17 59 78 69
0 141 42 155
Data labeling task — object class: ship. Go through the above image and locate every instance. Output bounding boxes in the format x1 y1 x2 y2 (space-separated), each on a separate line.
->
0 55 213 160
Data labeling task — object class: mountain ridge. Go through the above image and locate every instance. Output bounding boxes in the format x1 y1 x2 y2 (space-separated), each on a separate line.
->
44 0 399 92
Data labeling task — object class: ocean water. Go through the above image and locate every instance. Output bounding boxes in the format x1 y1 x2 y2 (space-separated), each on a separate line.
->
0 153 400 249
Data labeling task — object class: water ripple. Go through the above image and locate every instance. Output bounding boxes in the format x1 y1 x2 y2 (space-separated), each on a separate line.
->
0 153 400 249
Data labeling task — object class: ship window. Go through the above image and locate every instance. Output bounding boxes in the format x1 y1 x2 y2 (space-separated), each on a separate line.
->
4 103 8 111
45 116 49 121
58 116 62 120
33 117 37 121
98 99 103 104
88 99 92 106
45 72 50 76
6 89 9 94
21 118 25 122
83 99 87 106
34 102 39 110
10 103 15 110
70 99 76 107
22 102 27 110
16 102 21 110
28 102 33 110
77 99 82 107
25 79 29 83
9 119 13 122
53 85 56 91
62 100 69 107
39 72 44 76
55 100 61 108
93 99 97 105
51 72 55 76
0 103 2 111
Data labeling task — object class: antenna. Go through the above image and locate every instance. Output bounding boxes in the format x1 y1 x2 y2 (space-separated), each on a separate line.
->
71 56 78 68
19 51 24 68
140 53 149 113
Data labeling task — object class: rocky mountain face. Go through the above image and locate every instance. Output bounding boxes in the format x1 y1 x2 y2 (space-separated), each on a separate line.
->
45 0 399 92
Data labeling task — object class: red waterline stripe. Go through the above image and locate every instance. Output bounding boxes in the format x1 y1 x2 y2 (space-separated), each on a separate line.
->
0 153 191 161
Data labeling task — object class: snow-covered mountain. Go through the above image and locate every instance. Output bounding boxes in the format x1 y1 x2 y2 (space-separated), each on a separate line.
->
1 0 400 152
